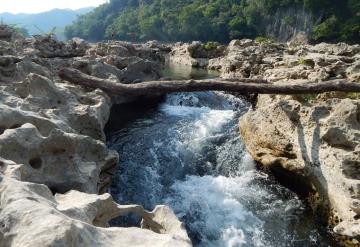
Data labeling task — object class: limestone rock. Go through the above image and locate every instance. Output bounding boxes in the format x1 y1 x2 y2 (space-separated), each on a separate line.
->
187 41 207 58
288 32 309 47
346 60 360 81
0 26 191 247
240 96 360 240
169 42 225 68
0 177 191 247
33 35 89 58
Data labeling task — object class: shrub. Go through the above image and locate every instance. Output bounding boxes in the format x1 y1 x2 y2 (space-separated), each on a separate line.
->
312 15 339 41
204 41 219 51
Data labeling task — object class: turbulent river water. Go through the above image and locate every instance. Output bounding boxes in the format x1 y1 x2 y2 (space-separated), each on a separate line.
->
107 63 333 246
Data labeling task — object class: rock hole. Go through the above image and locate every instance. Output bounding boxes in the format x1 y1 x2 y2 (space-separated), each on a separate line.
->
10 124 21 129
342 160 360 180
110 213 141 228
51 148 66 155
0 126 6 135
48 186 61 195
354 215 360 220
29 157 42 169
78 96 96 105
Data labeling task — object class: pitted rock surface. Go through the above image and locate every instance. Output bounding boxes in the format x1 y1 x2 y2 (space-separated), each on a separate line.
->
0 26 191 247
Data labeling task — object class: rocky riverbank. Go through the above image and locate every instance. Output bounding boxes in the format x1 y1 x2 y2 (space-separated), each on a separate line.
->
1 22 360 246
169 39 360 245
0 25 190 247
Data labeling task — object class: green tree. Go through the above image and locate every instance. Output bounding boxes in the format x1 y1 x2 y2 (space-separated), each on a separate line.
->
65 0 360 44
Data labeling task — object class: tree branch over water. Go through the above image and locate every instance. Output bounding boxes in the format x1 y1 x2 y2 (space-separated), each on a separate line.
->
59 68 360 98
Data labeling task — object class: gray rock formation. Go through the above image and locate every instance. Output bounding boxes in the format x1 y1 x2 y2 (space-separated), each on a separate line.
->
221 40 360 244
0 178 191 247
169 41 225 68
0 25 191 247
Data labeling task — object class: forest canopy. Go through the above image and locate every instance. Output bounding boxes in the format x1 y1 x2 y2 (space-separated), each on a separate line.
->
65 0 360 43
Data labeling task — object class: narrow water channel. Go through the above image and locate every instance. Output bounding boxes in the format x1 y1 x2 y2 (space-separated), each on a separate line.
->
107 63 333 246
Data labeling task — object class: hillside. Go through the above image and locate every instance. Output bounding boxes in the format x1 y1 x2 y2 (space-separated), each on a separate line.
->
0 7 94 40
64 0 360 43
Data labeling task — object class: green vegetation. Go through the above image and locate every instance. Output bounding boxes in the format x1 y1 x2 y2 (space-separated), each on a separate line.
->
255 36 274 44
293 94 318 104
298 58 315 68
65 0 360 43
348 81 360 99
283 16 295 26
204 41 219 51
347 92 360 99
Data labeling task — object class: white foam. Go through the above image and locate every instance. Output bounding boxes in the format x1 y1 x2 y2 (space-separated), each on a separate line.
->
160 104 211 117
222 226 247 247
165 175 268 246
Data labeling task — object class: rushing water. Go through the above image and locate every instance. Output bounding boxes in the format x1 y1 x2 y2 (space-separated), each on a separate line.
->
107 64 333 246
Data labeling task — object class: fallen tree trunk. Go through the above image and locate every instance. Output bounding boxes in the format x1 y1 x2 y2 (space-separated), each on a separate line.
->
59 68 360 98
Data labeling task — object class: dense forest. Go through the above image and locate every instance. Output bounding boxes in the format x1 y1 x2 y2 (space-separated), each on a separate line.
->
65 0 360 43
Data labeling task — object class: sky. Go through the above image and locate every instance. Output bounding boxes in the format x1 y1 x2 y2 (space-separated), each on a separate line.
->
0 0 108 14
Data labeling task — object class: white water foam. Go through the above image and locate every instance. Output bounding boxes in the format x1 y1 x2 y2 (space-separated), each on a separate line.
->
165 172 269 247
160 104 234 152
109 91 329 246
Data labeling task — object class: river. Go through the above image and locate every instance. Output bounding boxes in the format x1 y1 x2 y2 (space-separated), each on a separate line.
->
106 62 333 246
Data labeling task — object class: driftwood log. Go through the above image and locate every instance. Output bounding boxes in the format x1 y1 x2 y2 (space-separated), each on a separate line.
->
59 68 360 99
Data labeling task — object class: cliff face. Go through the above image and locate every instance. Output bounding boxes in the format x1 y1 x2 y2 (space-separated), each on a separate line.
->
264 6 319 42
0 25 191 247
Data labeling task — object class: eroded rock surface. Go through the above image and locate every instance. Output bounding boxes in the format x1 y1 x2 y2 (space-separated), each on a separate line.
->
0 178 191 247
219 39 360 244
169 41 225 68
0 26 191 247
